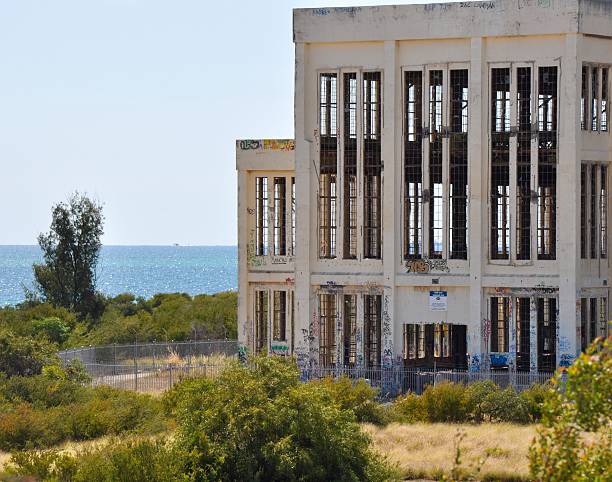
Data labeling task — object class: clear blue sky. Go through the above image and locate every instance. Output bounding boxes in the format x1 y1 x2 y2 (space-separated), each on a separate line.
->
1 0 455 246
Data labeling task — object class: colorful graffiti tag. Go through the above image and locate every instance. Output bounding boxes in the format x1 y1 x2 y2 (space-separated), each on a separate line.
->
237 139 295 151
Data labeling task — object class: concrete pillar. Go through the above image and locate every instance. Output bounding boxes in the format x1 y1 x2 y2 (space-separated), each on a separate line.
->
467 37 485 371
382 40 398 368
237 170 249 351
557 33 582 367
294 42 314 369
529 297 538 372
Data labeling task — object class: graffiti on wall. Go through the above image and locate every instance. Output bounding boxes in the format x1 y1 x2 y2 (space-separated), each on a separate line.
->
237 139 295 151
382 294 393 368
405 258 450 274
469 353 481 373
481 318 491 343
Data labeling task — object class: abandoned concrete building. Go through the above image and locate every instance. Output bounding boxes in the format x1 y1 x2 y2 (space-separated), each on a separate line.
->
236 0 612 374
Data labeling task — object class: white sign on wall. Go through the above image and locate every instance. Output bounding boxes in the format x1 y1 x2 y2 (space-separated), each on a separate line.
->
429 290 448 311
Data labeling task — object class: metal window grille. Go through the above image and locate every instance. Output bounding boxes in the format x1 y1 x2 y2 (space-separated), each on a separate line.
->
404 71 423 259
403 324 418 360
273 291 287 342
592 66 599 131
449 69 468 260
290 177 296 256
601 165 608 259
491 68 511 259
517 67 532 260
537 67 557 260
581 165 588 259
417 324 426 359
343 295 357 366
255 290 268 353
343 73 358 259
442 323 450 358
319 73 338 259
490 297 509 353
591 165 598 259
319 293 337 367
581 66 588 130
429 70 444 259
516 297 530 371
273 177 286 256
602 68 609 132
364 294 382 367
255 177 268 256
580 298 588 351
363 72 382 259
290 291 295 350
434 323 441 358
537 298 556 371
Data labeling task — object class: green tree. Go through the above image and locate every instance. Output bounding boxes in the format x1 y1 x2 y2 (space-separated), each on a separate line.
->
0 329 59 377
529 336 612 481
33 192 105 319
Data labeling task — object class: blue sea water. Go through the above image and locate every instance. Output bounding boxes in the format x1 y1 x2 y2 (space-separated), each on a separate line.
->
0 245 237 307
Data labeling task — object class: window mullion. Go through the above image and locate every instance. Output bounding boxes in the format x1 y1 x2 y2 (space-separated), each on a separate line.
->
509 65 518 262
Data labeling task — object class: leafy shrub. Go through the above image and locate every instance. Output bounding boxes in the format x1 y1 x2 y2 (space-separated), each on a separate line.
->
530 337 612 481
519 383 550 423
8 439 181 482
420 381 469 423
31 317 70 345
464 380 499 423
312 376 388 424
480 386 530 424
173 355 396 481
389 392 424 423
0 330 59 377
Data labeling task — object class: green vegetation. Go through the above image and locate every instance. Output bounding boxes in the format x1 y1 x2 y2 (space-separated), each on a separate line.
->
529 336 611 481
5 356 398 482
389 379 548 425
0 291 237 349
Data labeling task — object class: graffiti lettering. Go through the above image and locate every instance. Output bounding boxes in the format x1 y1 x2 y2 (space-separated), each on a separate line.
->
237 139 295 151
405 258 450 274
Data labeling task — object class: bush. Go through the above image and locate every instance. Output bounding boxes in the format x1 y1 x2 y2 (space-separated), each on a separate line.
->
172 355 396 481
420 381 469 423
480 386 530 424
8 439 181 482
389 392 424 423
519 383 550 423
31 317 70 345
312 376 388 424
530 337 612 481
0 330 59 377
464 380 499 423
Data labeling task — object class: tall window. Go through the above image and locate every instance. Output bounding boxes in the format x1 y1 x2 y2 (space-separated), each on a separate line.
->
319 293 337 366
364 294 382 367
517 67 532 260
343 73 358 259
491 68 511 259
429 70 444 258
581 66 588 130
404 71 423 259
580 298 588 351
363 72 382 259
403 324 417 360
319 73 338 259
590 297 597 343
273 291 286 342
592 66 599 131
599 297 608 338
516 298 530 371
537 67 557 259
343 295 357 366
449 69 469 259
255 177 268 256
255 290 268 353
490 297 509 352
581 165 588 258
600 165 608 259
591 164 598 259
290 177 296 256
602 68 609 132
273 177 286 256
537 298 556 371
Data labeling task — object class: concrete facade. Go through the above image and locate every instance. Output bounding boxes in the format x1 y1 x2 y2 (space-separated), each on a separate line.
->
237 0 612 372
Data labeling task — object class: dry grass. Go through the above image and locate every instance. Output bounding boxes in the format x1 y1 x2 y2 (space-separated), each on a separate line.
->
365 422 536 481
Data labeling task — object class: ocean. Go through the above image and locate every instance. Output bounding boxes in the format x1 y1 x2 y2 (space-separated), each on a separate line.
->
0 245 237 307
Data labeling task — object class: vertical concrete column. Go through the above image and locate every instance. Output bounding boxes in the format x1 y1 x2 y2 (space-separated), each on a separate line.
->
237 169 249 353
557 34 581 367
294 42 314 369
509 297 517 371
382 41 398 368
356 294 365 368
467 37 485 371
